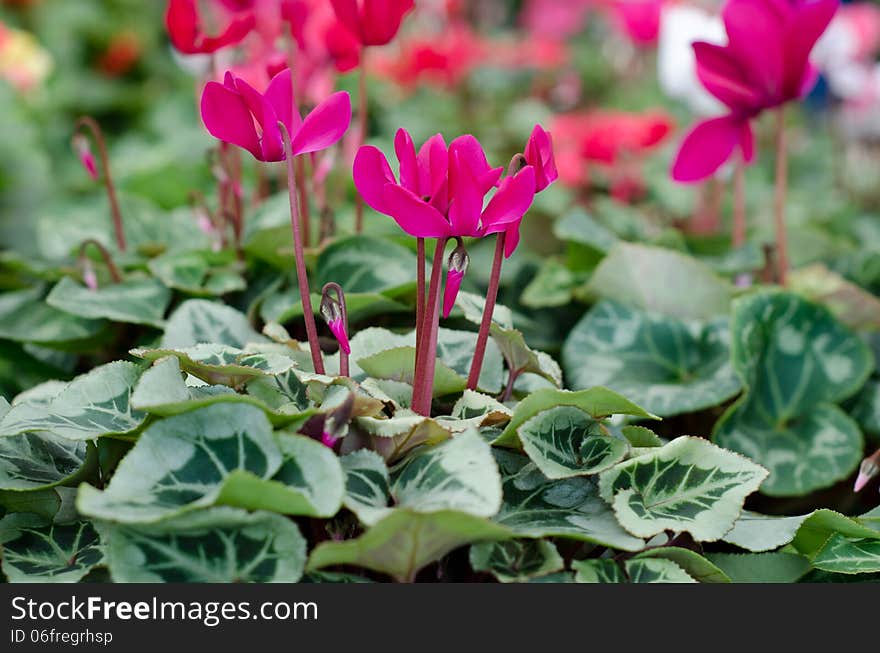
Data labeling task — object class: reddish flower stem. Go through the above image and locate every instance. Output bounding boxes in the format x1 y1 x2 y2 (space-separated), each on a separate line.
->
774 107 789 285
296 154 312 248
732 156 746 248
280 122 325 375
355 53 368 234
78 238 122 284
412 237 448 415
75 117 126 252
467 233 505 391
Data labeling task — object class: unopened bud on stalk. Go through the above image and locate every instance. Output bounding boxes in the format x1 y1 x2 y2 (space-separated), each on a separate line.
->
854 453 879 492
507 153 527 178
72 133 99 180
320 285 351 355
443 239 469 319
82 258 98 291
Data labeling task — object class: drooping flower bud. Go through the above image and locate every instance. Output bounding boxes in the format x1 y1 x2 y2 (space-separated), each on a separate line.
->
72 133 99 180
320 285 351 355
443 239 469 319
854 453 879 492
82 258 98 291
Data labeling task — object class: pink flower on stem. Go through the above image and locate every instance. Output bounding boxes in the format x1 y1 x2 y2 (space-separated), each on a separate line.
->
165 0 255 55
72 133 99 181
200 68 351 162
330 0 415 46
672 0 839 182
524 124 559 193
352 129 535 239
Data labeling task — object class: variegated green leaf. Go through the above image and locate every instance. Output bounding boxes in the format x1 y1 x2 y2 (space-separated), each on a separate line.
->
0 286 105 347
562 300 741 417
624 558 696 583
307 509 510 582
469 539 563 583
0 515 103 583
493 450 644 551
714 290 873 496
722 511 811 552
76 404 281 524
572 559 627 583
598 437 768 541
706 552 811 583
160 299 265 349
46 276 171 328
340 449 392 526
517 405 628 479
0 432 93 491
493 386 657 448
0 362 146 440
102 508 306 583
812 534 880 574
148 249 245 297
634 547 730 583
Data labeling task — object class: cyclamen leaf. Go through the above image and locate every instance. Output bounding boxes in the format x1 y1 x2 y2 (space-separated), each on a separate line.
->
101 508 306 583
46 276 171 328
493 450 644 551
0 286 105 347
0 432 93 491
469 539 564 583
598 437 768 541
705 552 811 583
562 300 741 417
0 515 103 583
624 558 696 583
76 404 281 524
633 547 730 583
713 290 873 496
0 361 146 441
161 299 266 349
586 242 733 320
307 509 511 583
517 405 628 479
572 559 627 583
722 511 811 552
811 535 880 574
316 235 417 296
148 250 245 297
494 386 657 448
341 449 393 526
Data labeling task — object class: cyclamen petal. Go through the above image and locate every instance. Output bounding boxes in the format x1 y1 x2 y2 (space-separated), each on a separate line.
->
327 317 351 355
671 115 747 182
442 269 465 319
524 124 558 192
504 224 521 258
263 68 301 137
381 184 453 237
447 152 484 237
290 91 352 155
165 0 255 55
73 135 99 181
693 42 763 111
200 80 263 159
480 166 536 233
395 128 419 194
353 145 396 213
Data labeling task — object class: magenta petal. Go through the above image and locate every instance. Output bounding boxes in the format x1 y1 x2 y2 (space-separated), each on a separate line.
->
418 133 448 201
200 81 262 160
328 317 351 355
381 184 452 237
722 0 785 100
740 120 755 163
233 75 285 161
321 430 340 449
76 146 99 181
442 269 465 319
783 0 839 99
447 152 483 237
504 224 521 258
353 145 396 213
395 128 419 193
330 0 362 42
693 42 762 111
671 115 743 183
448 134 494 195
525 124 558 192
290 91 352 155
263 68 302 137
480 166 536 232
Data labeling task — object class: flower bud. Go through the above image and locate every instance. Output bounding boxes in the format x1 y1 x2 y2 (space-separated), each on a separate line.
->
72 133 99 181
854 455 878 492
443 240 469 319
320 289 351 355
82 258 98 291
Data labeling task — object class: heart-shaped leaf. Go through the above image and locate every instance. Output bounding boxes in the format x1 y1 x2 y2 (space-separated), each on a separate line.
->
562 300 741 417
598 437 768 541
46 276 171 328
0 514 103 583
161 299 266 349
469 539 564 583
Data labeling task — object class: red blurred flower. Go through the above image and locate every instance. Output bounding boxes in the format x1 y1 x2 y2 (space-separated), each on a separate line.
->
98 31 141 77
330 0 414 47
165 0 255 54
520 0 593 40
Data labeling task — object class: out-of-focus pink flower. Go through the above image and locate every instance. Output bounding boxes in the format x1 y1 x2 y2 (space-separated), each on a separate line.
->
200 68 351 162
524 124 558 192
373 25 487 89
520 0 592 39
353 128 535 240
330 0 414 47
0 21 52 93
72 133 99 180
609 0 663 48
672 0 839 182
165 0 255 55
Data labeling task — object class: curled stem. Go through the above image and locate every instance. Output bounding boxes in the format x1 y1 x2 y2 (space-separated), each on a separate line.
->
279 122 325 375
322 282 350 377
467 233 505 391
74 116 126 252
78 238 122 285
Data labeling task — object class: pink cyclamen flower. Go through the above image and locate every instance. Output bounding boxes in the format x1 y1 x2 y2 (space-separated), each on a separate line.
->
442 240 469 319
72 133 99 181
353 128 535 240
200 68 352 162
854 454 878 492
320 292 351 355
165 0 255 55
330 0 414 47
524 124 558 193
672 0 839 182
610 0 663 48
